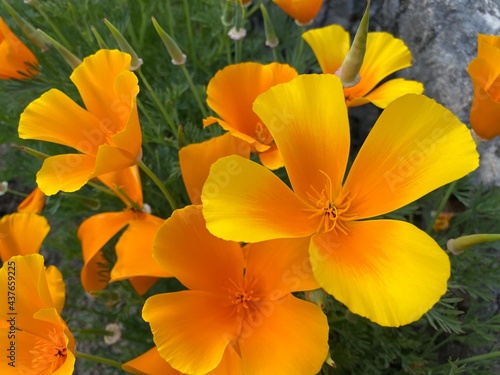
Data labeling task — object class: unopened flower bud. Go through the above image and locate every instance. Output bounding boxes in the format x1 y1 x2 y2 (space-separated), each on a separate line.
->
305 289 327 309
104 323 121 345
221 1 234 27
103 18 143 71
37 29 82 69
90 26 109 49
151 17 187 66
447 234 500 255
260 4 279 48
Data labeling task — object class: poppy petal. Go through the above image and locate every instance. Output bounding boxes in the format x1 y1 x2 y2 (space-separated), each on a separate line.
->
18 89 102 156
92 144 137 177
310 220 450 327
36 153 96 195
272 0 324 25
179 133 250 205
349 78 424 108
302 24 350 74
78 211 133 293
97 165 143 207
239 294 328 375
122 347 181 375
244 237 319 297
45 266 65 315
17 187 46 214
257 144 283 170
143 291 239 375
253 74 350 201
0 213 49 261
343 94 479 220
111 214 171 295
202 156 315 242
153 205 243 292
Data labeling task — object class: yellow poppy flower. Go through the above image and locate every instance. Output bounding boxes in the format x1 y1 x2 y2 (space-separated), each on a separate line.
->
17 187 46 214
272 0 323 25
468 34 500 140
303 24 424 108
0 254 75 374
143 205 328 374
0 17 38 79
78 166 170 295
203 62 297 170
201 74 479 327
179 132 250 205
18 49 142 196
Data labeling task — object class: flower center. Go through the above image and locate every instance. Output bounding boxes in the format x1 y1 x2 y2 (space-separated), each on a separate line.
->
228 277 261 313
304 171 353 234
30 328 68 375
255 122 274 145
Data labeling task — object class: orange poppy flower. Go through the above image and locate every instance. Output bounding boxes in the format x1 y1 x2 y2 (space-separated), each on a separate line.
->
0 254 75 374
0 187 49 262
19 49 142 196
272 0 323 25
0 17 38 79
203 62 297 170
201 74 479 327
468 34 500 140
179 132 250 205
123 346 182 375
303 24 424 108
143 205 328 374
78 165 170 295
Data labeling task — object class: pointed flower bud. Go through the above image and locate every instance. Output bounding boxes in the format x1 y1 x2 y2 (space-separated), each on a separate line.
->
447 233 500 255
325 351 336 368
221 1 234 27
36 29 82 69
103 18 143 70
1 0 49 51
104 323 122 345
305 288 327 309
260 4 279 48
90 25 109 49
338 0 370 87
151 17 187 66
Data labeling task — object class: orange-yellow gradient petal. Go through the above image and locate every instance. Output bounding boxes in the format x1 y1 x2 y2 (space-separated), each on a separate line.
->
78 211 133 293
45 265 66 314
201 156 315 242
153 205 243 292
143 291 239 374
0 212 49 261
244 237 319 297
352 78 424 108
123 347 182 375
0 17 38 80
37 153 96 195
179 133 250 205
239 294 328 374
345 32 414 104
310 220 450 327
111 214 170 295
343 94 479 220
253 74 350 201
272 0 323 25
98 165 143 207
302 24 350 74
17 187 46 214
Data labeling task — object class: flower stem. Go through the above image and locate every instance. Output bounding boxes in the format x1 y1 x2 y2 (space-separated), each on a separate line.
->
33 4 72 48
72 328 113 336
138 160 177 211
137 69 177 136
427 181 457 233
182 0 194 58
292 26 306 71
75 351 123 369
180 65 208 118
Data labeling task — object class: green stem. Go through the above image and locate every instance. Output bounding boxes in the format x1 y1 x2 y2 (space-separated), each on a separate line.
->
166 0 175 36
427 181 457 233
138 160 177 211
181 65 208 118
452 351 500 365
5 188 28 198
87 181 117 197
75 351 123 369
272 47 279 63
137 69 177 136
72 328 113 336
182 0 194 58
292 26 306 70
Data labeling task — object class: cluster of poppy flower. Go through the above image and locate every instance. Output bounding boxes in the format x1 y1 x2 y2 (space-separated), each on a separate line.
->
0 0 497 373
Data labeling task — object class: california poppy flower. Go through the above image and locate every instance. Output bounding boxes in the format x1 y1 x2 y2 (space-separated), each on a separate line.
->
0 17 38 79
123 346 182 375
201 74 479 327
0 187 49 262
468 34 500 140
0 254 75 374
203 62 297 170
78 165 170 295
272 0 323 25
303 24 424 108
19 49 142 196
143 205 328 374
